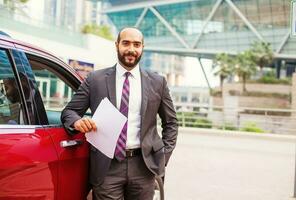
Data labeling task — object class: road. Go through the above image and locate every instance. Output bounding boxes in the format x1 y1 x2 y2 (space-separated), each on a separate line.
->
164 128 296 200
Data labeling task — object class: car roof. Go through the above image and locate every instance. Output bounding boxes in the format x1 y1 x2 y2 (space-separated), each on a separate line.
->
0 33 83 82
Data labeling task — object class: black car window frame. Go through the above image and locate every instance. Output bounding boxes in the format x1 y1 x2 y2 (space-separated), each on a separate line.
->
9 49 48 126
24 53 81 127
26 54 80 90
0 48 31 125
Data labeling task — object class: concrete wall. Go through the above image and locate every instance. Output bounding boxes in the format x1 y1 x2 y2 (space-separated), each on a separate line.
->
1 28 117 70
221 83 291 109
208 80 296 135
223 83 291 94
207 110 296 135
238 96 290 109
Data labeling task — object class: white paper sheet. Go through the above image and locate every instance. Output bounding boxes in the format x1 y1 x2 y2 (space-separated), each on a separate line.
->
85 97 127 158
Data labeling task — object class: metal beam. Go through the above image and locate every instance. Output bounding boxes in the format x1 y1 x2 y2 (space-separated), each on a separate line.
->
225 0 265 42
192 0 223 48
144 46 237 57
144 46 296 60
276 32 290 54
149 6 190 49
102 0 197 14
135 7 148 28
274 53 296 60
197 57 212 90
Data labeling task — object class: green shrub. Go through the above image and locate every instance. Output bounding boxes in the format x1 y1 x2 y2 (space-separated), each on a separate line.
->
217 123 238 131
194 118 212 128
176 112 212 128
248 75 291 85
257 76 291 84
265 70 276 77
210 89 222 97
240 122 264 133
81 24 113 40
223 123 238 131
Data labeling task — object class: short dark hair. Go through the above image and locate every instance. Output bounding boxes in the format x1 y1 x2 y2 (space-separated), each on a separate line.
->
116 27 144 43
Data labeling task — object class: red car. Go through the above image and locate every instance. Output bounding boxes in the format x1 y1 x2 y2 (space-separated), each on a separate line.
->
0 33 163 200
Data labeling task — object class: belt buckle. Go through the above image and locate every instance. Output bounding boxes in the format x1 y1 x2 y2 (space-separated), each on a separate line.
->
126 150 133 157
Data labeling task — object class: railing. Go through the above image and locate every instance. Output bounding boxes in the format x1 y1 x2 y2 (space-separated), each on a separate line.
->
42 97 70 111
41 96 296 135
173 103 296 135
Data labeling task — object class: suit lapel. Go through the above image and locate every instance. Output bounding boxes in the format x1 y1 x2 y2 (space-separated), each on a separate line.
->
106 66 117 107
140 69 149 131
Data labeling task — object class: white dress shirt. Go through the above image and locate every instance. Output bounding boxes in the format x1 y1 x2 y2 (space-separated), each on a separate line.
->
116 63 142 149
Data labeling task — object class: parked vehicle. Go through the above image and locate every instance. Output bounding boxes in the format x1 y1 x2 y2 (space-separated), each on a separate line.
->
0 32 164 200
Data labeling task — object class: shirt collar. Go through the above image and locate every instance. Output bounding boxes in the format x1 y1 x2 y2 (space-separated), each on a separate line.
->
116 62 140 80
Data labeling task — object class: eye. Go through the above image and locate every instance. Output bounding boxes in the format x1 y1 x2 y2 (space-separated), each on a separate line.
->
121 41 130 46
133 42 142 48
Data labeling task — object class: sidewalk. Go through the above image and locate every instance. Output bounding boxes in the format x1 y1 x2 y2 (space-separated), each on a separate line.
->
178 127 296 143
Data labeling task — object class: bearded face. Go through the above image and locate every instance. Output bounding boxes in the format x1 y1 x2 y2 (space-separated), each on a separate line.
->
117 48 142 69
116 28 144 70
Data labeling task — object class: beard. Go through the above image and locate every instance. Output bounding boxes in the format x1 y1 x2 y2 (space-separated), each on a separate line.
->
117 50 142 69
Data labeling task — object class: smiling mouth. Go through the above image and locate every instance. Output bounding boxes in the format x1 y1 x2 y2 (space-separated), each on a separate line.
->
126 55 135 62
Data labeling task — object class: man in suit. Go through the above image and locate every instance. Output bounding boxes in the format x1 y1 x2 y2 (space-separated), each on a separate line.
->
61 27 178 200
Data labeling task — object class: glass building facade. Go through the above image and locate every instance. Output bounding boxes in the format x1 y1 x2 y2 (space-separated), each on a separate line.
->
103 0 295 77
44 0 77 30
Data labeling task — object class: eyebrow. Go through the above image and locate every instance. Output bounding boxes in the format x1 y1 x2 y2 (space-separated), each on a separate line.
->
121 40 142 43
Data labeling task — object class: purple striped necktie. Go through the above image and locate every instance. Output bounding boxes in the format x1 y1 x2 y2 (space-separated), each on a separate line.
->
115 72 130 161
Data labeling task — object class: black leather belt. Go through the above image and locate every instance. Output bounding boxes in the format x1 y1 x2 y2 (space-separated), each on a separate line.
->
125 148 141 157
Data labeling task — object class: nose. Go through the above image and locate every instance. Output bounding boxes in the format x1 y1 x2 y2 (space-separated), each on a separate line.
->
128 45 135 53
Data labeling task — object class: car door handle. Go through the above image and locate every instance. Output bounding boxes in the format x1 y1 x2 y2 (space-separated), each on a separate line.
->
60 139 83 148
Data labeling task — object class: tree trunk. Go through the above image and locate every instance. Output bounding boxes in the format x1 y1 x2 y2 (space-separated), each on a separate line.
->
259 65 264 77
242 74 247 92
220 76 224 97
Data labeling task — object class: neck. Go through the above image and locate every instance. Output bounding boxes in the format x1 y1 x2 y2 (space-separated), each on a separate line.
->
119 61 136 71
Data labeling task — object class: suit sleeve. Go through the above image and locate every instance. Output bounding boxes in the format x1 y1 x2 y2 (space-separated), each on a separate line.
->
61 73 91 134
158 77 178 165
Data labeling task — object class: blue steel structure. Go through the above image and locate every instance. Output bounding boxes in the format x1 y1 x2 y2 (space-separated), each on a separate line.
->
103 0 295 77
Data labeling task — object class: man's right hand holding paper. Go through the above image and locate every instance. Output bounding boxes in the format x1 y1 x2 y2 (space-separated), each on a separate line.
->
73 117 97 133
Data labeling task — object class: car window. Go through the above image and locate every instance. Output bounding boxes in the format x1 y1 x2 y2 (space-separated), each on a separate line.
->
10 50 48 125
27 57 74 125
0 49 25 125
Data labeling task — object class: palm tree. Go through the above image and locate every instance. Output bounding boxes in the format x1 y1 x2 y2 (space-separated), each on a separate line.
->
250 41 273 76
213 53 234 94
235 50 257 92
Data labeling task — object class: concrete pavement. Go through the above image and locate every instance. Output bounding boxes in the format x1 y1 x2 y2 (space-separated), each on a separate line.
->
165 128 296 200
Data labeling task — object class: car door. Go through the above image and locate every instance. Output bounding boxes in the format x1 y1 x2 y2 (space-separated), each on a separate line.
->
0 48 58 200
22 49 89 200
20 50 90 200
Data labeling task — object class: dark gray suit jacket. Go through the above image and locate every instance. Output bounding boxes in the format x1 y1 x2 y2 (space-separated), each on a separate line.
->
61 66 178 186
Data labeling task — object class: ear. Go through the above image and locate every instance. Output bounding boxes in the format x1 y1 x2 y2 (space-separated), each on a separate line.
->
115 41 120 49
